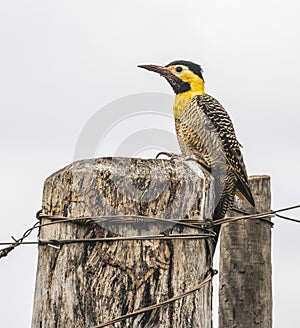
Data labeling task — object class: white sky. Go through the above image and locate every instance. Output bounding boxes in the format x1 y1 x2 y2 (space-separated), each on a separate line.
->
1 1 300 327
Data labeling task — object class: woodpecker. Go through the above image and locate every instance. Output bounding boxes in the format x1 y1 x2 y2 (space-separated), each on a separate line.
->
138 60 255 222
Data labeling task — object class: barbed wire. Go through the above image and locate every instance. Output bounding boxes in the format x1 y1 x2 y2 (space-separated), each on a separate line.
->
0 204 299 259
0 221 40 259
1 204 299 326
91 268 217 328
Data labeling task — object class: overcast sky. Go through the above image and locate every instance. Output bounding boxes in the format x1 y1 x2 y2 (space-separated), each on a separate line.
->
1 1 300 327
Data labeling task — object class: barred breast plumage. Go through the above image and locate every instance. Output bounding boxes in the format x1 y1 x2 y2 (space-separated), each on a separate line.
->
176 94 254 219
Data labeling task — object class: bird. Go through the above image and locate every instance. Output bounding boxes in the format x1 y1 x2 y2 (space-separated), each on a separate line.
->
138 60 255 227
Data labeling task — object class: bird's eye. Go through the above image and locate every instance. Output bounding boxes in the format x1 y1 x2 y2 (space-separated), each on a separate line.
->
176 66 183 72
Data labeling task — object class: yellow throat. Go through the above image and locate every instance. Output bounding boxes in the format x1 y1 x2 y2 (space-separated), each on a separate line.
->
173 74 205 118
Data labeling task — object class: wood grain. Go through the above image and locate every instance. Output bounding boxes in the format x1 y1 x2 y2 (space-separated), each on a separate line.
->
32 157 215 328
219 175 272 328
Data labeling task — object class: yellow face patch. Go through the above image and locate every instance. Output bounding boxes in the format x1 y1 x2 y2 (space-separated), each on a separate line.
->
179 70 200 83
167 65 205 118
167 65 205 95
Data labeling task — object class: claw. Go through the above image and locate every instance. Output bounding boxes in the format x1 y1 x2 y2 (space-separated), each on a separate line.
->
156 152 210 170
156 152 182 160
156 151 173 159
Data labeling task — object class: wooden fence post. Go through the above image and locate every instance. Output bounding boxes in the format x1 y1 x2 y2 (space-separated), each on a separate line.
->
219 175 272 328
32 157 216 328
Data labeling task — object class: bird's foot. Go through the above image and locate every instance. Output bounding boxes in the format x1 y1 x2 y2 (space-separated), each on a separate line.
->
156 152 210 170
156 152 183 161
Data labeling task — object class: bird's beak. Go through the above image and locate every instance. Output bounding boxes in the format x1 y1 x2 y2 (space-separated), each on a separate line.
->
138 64 173 78
138 64 190 94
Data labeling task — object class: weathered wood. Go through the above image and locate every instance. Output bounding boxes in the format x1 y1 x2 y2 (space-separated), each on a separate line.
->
218 175 272 328
32 157 216 328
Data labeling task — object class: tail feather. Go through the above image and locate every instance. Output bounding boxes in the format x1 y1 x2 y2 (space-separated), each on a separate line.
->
212 184 237 241
235 176 255 207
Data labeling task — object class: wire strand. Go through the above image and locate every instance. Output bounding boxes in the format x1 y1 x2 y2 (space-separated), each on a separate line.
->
0 221 40 259
91 269 217 328
37 213 211 232
275 213 300 223
1 204 299 259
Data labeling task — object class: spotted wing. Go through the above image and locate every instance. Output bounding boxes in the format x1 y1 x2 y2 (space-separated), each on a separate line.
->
179 94 255 207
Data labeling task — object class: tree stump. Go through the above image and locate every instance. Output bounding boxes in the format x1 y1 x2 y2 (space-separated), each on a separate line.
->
32 157 216 328
219 175 272 328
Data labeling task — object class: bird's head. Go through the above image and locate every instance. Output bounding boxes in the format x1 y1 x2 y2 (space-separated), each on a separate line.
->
138 60 205 95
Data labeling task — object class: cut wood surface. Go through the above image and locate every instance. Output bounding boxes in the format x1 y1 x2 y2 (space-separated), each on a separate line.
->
219 175 272 328
32 157 216 328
